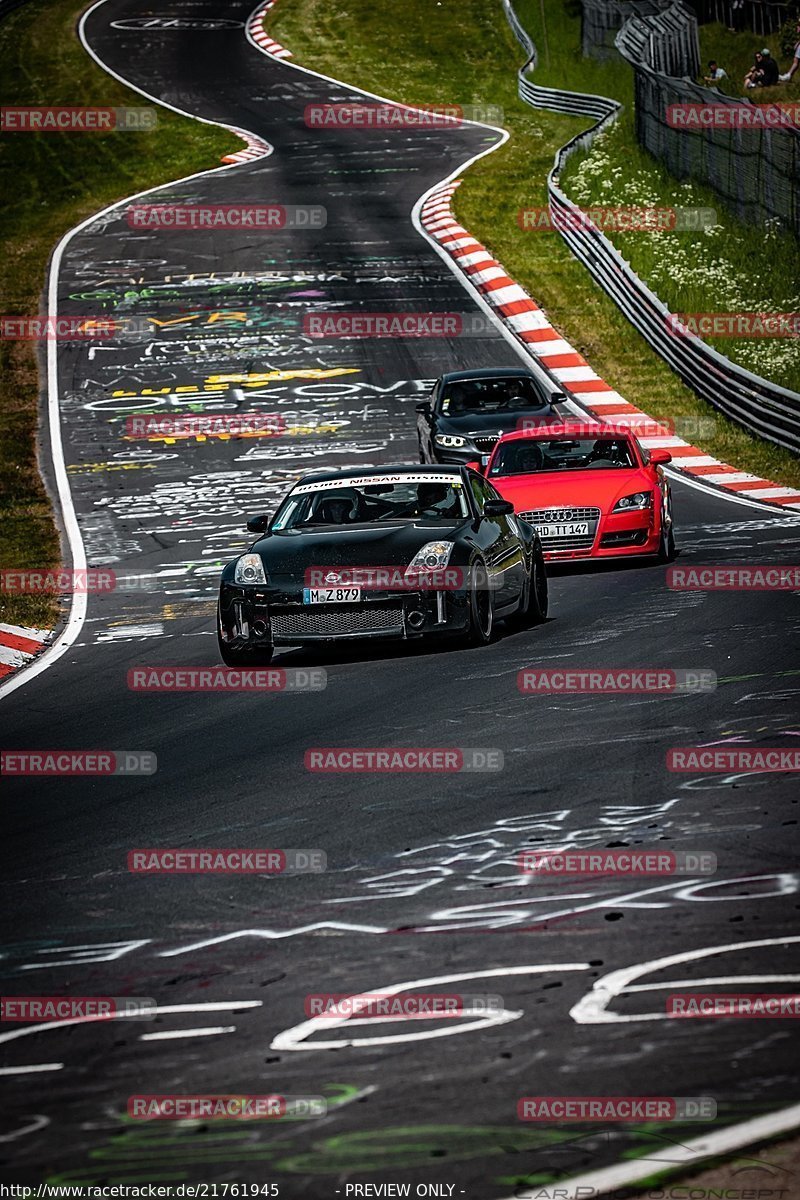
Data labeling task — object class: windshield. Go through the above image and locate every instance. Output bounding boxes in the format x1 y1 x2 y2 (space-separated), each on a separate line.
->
489 436 637 476
272 476 470 530
440 376 547 415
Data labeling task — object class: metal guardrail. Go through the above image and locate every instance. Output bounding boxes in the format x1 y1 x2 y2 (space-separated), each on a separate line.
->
503 0 800 454
581 0 673 60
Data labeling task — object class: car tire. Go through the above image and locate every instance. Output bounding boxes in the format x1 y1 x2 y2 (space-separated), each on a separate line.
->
465 560 493 646
217 604 274 665
514 546 548 626
657 502 676 563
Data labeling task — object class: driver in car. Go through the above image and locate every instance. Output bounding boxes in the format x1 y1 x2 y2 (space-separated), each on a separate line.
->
416 482 461 518
317 496 356 524
513 443 544 473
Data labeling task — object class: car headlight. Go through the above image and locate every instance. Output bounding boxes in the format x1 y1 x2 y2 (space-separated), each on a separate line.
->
434 434 468 448
234 553 268 584
407 541 455 572
613 491 654 512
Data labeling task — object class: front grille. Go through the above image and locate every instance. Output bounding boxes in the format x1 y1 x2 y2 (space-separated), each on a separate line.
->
519 507 601 523
470 435 500 453
271 604 404 639
519 506 600 552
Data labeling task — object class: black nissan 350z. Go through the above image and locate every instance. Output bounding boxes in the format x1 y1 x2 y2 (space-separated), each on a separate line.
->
217 465 548 663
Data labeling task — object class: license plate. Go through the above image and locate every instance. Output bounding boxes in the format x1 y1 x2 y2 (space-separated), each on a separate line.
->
303 587 362 604
538 522 590 538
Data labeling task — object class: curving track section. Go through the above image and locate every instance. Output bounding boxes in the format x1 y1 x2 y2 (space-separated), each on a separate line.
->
1 1 799 1193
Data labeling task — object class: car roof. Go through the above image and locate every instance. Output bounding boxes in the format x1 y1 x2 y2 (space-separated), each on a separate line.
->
293 464 469 486
437 367 538 383
493 421 636 445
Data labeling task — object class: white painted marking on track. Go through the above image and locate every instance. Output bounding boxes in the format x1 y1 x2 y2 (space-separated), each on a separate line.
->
138 1025 236 1040
158 922 388 956
570 934 800 1024
271 963 590 1050
0 1115 50 1141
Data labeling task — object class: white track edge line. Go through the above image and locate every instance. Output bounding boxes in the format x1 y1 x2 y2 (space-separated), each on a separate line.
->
498 1100 800 1200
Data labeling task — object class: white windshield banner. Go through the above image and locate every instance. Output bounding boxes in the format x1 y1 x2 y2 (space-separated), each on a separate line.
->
292 473 462 495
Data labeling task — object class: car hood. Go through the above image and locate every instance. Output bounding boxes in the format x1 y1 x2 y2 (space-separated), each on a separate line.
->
253 521 471 571
439 407 554 436
492 469 653 513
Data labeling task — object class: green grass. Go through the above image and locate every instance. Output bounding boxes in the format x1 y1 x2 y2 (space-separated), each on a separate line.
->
266 0 800 489
0 0 233 630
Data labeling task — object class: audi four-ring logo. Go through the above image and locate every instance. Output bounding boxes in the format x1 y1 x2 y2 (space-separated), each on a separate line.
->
539 510 573 522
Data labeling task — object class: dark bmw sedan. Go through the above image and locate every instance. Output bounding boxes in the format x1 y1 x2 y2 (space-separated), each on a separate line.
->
416 367 564 466
217 465 548 664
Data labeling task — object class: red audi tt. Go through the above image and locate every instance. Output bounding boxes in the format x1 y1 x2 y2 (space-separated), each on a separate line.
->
473 422 675 562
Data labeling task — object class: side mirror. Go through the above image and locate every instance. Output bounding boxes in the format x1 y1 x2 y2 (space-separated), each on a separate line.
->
649 449 672 466
483 498 514 517
415 401 432 415
246 513 271 534
550 391 566 404
465 460 483 474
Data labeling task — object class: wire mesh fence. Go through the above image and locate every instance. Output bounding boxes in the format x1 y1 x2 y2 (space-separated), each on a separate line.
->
503 0 800 452
685 0 793 36
616 5 800 235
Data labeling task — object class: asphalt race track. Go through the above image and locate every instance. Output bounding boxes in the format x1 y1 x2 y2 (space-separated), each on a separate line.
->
1 1 799 1194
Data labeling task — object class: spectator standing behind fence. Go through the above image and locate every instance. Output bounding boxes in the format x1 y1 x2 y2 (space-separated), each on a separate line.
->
728 0 745 33
703 60 727 85
779 20 800 82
